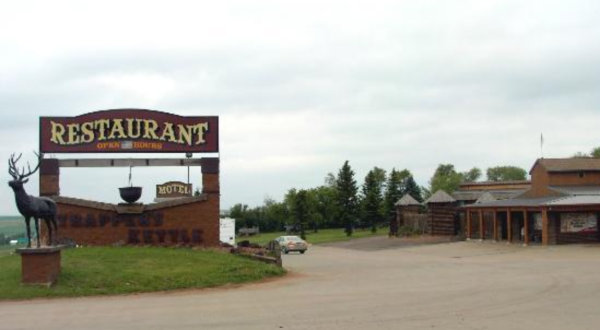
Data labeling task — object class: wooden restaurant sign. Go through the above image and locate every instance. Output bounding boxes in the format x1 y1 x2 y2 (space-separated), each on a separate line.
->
40 109 219 153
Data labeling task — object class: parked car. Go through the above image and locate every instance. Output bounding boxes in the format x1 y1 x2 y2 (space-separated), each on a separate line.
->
275 236 308 254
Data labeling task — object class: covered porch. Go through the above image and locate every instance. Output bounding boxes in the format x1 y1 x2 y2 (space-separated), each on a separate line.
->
464 198 600 246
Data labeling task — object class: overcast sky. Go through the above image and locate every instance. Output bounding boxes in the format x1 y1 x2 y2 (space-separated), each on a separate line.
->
1 0 600 214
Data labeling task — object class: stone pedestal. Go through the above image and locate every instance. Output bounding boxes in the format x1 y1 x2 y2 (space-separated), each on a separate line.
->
16 246 64 286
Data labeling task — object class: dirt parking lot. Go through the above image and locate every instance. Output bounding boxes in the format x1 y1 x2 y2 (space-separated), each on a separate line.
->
2 239 600 330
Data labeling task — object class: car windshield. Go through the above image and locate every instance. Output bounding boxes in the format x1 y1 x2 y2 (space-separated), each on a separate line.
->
286 236 303 242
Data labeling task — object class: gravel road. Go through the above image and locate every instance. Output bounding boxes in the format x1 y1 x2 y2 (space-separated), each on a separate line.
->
2 239 600 330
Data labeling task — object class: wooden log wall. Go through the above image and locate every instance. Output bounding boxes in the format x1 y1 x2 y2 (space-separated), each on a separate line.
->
403 212 429 234
397 205 421 228
548 213 558 245
469 211 481 239
558 232 599 244
484 212 494 240
429 203 458 236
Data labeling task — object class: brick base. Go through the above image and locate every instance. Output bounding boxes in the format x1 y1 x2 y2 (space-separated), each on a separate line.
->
16 246 64 286
46 195 220 247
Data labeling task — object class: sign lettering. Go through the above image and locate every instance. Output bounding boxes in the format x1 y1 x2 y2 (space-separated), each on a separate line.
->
40 109 218 153
156 181 193 198
57 212 204 245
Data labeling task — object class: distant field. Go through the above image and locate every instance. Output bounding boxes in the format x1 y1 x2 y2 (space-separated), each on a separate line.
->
0 216 26 238
0 216 25 236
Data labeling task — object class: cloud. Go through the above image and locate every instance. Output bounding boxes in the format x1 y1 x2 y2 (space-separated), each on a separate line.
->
2 0 600 213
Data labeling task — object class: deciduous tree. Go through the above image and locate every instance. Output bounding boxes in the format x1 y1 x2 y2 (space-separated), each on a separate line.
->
462 167 482 183
429 164 463 195
486 166 527 181
294 190 309 239
308 186 337 230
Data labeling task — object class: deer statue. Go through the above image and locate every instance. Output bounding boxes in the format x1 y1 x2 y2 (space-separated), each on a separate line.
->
7 152 58 248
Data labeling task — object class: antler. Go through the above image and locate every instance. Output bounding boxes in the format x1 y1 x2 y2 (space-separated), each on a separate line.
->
8 152 43 182
8 153 22 180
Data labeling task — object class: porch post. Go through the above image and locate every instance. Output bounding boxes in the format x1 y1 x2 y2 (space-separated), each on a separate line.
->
479 209 484 241
507 210 512 244
541 208 549 246
523 210 529 246
466 208 472 240
493 210 498 242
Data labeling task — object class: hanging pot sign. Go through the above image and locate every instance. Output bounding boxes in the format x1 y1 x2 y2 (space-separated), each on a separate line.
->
156 181 193 198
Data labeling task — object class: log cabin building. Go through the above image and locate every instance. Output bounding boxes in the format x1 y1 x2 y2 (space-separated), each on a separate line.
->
452 180 531 206
464 158 600 245
394 182 531 237
424 190 459 236
451 180 531 240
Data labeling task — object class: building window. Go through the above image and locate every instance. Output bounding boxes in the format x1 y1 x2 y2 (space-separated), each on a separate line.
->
578 171 585 178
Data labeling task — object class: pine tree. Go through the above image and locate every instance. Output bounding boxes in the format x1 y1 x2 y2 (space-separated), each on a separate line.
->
361 170 384 233
383 168 411 216
335 161 359 236
403 175 423 203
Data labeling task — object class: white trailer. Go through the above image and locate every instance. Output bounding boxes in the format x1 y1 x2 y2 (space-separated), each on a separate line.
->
219 218 236 246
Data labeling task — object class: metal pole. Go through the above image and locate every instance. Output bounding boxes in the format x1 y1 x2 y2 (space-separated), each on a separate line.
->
185 152 193 185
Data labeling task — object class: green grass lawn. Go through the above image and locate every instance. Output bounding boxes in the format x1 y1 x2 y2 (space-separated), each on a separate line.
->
243 227 388 246
0 246 285 300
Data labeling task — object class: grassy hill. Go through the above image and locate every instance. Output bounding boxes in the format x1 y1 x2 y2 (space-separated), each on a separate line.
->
0 216 25 237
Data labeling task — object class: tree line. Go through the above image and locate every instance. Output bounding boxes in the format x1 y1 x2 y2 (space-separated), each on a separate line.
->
227 161 423 237
425 164 527 199
227 161 528 237
572 146 600 158
0 232 25 246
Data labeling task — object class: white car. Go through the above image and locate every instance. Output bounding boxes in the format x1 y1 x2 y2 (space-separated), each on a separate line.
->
275 236 308 254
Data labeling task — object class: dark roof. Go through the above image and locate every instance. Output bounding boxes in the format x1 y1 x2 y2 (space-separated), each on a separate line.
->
424 190 456 204
468 195 600 208
475 192 496 204
395 194 421 206
545 196 600 206
531 158 600 174
464 197 558 208
466 183 600 208
452 189 526 201
548 186 600 196
459 180 531 187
